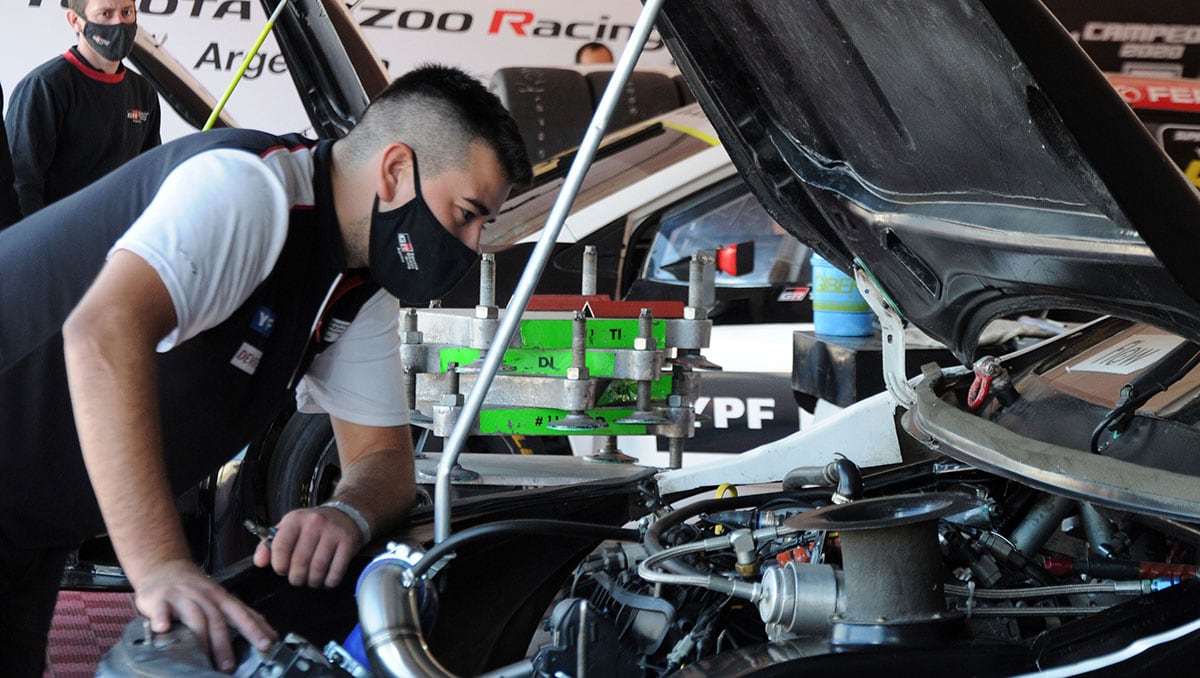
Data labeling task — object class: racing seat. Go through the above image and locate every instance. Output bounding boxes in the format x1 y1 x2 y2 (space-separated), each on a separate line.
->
584 70 683 132
488 67 595 163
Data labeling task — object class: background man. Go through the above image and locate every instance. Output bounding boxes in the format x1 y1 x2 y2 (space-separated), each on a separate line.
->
576 41 615 65
0 64 530 676
0 84 20 228
6 0 160 215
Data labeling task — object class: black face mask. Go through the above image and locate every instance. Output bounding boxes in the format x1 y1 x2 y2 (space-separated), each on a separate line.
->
83 21 136 62
368 159 478 306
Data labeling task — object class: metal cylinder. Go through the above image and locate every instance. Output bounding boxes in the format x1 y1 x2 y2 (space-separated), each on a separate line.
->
1010 493 1076 556
582 245 598 296
668 437 684 469
758 563 843 636
571 311 587 369
686 250 716 312
687 253 705 309
402 308 420 409
638 307 653 342
636 380 653 412
1079 503 1116 557
479 253 496 307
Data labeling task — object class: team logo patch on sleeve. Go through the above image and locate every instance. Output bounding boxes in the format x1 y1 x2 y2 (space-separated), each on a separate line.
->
251 306 277 337
231 342 263 375
321 317 351 343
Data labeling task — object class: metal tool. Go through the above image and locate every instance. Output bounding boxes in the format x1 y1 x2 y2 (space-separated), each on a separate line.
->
243 519 277 546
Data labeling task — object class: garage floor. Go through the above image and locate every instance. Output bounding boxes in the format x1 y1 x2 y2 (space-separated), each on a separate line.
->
44 590 137 677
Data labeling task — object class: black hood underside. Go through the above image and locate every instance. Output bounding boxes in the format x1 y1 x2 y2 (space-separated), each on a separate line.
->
658 0 1200 363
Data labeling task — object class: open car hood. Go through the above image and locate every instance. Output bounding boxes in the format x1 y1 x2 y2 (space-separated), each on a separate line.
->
658 0 1200 363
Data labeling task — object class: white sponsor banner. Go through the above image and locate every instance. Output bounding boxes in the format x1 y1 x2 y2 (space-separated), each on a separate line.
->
1068 334 1186 375
3 1 673 142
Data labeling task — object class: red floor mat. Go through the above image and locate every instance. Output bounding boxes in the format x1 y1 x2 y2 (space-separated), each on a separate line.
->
43 590 137 678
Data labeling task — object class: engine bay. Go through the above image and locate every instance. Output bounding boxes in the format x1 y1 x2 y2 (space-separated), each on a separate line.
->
99 448 1200 677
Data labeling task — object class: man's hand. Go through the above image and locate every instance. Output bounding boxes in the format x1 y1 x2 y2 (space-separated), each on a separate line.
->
253 506 362 588
135 559 278 673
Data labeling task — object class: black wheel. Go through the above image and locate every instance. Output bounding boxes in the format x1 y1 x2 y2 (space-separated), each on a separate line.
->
264 412 570 522
265 412 342 523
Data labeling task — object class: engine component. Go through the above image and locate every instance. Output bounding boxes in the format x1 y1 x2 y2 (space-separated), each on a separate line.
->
532 599 640 677
785 492 978 646
757 562 844 639
1009 492 1075 556
97 623 351 678
781 457 864 503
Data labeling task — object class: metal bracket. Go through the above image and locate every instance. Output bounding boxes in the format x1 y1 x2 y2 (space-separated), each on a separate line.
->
855 266 916 409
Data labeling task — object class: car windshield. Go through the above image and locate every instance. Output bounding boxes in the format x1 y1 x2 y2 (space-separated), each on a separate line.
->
644 180 809 288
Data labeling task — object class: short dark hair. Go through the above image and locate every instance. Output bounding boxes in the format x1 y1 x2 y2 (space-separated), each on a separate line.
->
342 64 532 187
575 42 614 64
68 0 88 14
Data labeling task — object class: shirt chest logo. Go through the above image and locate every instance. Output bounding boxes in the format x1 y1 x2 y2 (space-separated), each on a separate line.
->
251 306 276 337
230 342 263 375
126 108 150 123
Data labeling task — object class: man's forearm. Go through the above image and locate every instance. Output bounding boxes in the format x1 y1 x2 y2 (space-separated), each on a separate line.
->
63 277 190 588
330 445 416 542
64 329 191 586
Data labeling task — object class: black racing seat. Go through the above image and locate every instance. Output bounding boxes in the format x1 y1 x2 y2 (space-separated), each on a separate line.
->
584 70 683 132
488 68 594 163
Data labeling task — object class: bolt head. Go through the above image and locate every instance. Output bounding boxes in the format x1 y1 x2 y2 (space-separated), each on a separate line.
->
634 337 656 351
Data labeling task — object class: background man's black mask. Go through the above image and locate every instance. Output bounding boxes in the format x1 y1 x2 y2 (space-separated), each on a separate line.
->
84 21 137 62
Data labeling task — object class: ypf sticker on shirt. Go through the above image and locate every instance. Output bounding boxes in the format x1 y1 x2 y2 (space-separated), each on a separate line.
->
230 342 263 375
251 306 276 337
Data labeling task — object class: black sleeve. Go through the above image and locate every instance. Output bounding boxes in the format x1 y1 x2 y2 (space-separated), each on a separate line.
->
0 85 22 229
6 74 60 216
142 83 162 153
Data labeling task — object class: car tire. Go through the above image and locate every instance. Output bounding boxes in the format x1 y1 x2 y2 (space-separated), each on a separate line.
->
265 411 341 523
265 412 572 522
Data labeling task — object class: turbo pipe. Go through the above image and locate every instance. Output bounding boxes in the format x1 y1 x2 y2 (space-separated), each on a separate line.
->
433 0 667 543
359 563 454 678
361 521 639 676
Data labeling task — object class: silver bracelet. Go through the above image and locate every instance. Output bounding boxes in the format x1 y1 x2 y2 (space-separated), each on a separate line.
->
321 500 372 544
